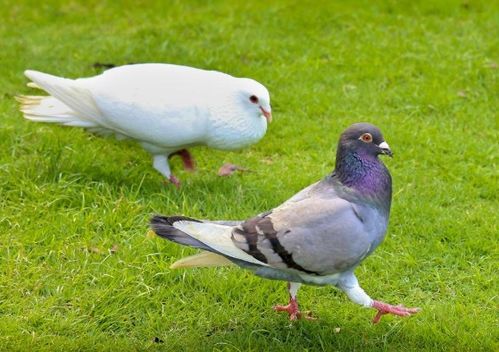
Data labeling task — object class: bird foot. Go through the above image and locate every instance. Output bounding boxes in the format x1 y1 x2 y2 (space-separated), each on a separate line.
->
218 163 250 177
371 300 420 324
170 149 195 171
273 299 316 321
165 175 181 188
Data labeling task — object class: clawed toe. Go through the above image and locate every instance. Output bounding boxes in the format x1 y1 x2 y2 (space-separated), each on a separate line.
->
301 311 316 320
371 300 420 324
166 175 181 188
273 304 316 321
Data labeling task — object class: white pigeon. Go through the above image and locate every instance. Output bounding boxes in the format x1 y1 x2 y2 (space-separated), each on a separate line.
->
17 64 272 186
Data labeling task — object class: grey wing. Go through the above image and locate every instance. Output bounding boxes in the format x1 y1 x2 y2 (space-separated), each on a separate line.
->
231 180 384 275
206 220 244 226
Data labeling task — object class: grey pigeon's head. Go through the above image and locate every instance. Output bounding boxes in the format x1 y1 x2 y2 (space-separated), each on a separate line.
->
334 123 392 209
338 123 392 159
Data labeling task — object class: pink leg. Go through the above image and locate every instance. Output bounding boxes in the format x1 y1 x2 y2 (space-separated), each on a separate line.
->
371 300 420 324
274 297 302 320
169 149 195 171
273 282 315 321
164 175 181 188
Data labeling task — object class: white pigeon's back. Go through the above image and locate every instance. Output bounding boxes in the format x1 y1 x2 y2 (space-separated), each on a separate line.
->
79 64 240 147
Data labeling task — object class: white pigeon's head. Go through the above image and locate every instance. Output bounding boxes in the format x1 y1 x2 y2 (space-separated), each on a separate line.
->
236 78 272 124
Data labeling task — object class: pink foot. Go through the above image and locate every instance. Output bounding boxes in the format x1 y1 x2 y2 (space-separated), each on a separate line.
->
166 175 181 188
217 163 250 177
170 149 195 171
274 298 315 321
371 300 420 324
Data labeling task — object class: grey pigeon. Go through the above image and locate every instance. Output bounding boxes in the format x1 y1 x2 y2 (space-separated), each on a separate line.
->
150 123 420 322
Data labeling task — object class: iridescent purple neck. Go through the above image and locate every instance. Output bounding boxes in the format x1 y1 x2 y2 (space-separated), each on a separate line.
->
334 148 392 209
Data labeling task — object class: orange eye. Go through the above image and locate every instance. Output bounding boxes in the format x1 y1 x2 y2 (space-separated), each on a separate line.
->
249 95 259 104
360 133 373 143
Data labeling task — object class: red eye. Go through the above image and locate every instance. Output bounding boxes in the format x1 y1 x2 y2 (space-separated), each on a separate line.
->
360 133 373 143
249 95 259 104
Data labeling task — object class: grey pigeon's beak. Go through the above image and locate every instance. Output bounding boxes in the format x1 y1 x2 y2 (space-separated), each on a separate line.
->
378 141 393 157
260 106 272 123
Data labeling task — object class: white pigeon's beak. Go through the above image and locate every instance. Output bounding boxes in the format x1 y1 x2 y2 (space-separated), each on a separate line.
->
259 106 272 123
378 141 393 157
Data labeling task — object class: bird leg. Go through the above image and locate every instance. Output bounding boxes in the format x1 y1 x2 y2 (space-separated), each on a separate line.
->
169 149 195 171
371 300 420 324
273 282 315 320
153 155 180 187
339 274 420 324
167 175 181 188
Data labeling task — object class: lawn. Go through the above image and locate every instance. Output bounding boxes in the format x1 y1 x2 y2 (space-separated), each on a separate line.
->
0 0 497 351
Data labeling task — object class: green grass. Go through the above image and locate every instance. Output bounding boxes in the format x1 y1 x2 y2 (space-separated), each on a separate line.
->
1 0 498 350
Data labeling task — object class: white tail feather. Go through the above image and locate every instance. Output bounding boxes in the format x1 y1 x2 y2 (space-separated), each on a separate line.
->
27 82 41 89
23 70 102 124
17 95 97 127
173 221 268 266
18 70 123 136
170 251 234 269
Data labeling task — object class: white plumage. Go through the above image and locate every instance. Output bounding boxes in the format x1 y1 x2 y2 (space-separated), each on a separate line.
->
17 63 272 185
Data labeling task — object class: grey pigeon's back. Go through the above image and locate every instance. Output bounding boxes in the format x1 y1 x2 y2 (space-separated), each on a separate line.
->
231 175 390 280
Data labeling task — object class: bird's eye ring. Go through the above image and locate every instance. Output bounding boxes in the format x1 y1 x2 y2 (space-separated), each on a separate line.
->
249 95 259 104
360 133 373 143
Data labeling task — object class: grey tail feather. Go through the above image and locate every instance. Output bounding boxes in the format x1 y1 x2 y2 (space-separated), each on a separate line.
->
150 215 213 251
150 215 268 271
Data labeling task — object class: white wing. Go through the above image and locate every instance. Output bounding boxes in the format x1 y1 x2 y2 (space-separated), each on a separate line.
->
23 64 239 148
82 64 236 147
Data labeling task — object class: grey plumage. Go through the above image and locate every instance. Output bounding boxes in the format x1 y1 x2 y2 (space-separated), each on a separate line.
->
150 123 419 322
